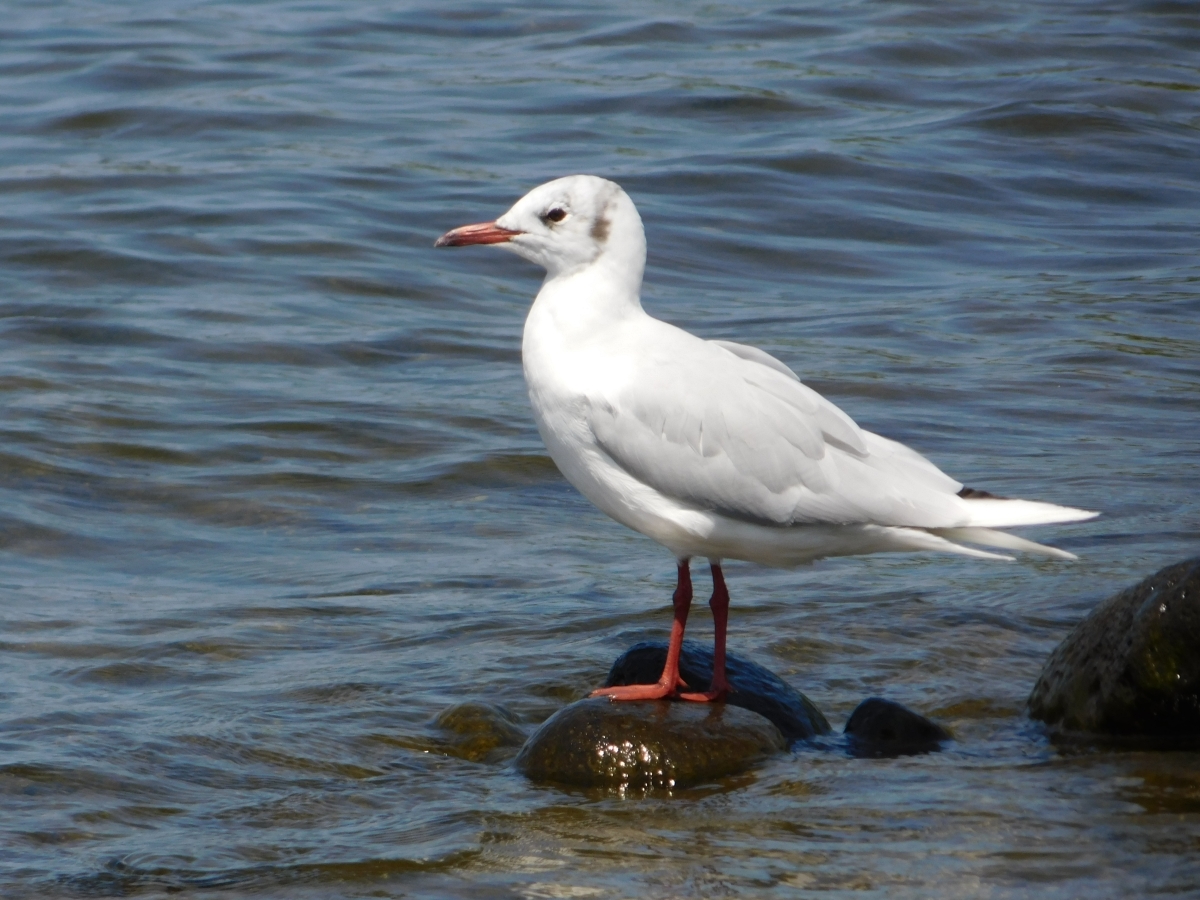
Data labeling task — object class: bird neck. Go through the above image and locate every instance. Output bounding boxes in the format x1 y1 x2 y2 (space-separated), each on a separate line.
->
532 253 646 331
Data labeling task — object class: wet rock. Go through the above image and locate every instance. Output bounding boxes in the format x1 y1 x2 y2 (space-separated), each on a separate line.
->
843 697 952 758
514 697 785 789
1029 557 1200 740
433 702 527 762
603 640 832 743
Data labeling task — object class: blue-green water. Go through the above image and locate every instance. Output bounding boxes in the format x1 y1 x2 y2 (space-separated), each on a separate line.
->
2 1 1198 897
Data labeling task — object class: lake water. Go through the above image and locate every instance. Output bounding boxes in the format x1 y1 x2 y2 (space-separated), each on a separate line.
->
2 1 1198 897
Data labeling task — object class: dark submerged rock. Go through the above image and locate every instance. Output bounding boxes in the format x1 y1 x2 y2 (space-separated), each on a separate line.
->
843 697 952 758
433 702 527 762
514 697 785 789
1029 557 1200 741
603 640 832 743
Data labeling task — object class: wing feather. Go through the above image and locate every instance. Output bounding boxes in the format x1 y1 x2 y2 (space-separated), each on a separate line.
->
590 338 969 528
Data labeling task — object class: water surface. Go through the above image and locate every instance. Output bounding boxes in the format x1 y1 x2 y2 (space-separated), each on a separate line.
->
2 1 1199 897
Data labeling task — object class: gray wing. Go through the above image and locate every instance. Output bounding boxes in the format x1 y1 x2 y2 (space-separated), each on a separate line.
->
710 340 801 382
589 338 967 528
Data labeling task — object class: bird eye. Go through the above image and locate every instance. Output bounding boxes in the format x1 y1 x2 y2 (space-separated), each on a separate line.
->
543 208 566 223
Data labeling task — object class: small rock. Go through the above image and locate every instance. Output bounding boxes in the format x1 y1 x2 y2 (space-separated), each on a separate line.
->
1029 557 1200 740
433 702 527 762
603 640 831 743
514 697 785 789
843 697 952 758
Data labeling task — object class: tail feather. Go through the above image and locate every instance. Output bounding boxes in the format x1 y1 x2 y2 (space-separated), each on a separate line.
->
931 526 1078 561
959 497 1098 529
887 526 1014 561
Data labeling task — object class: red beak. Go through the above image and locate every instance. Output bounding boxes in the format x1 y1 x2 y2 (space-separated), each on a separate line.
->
434 221 522 248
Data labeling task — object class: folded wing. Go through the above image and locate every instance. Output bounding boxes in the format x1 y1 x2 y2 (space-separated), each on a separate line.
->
590 339 974 529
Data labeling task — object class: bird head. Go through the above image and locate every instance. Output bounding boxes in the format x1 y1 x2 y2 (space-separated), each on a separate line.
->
435 175 646 283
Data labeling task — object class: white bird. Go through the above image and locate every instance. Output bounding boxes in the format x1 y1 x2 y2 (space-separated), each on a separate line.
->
435 175 1097 702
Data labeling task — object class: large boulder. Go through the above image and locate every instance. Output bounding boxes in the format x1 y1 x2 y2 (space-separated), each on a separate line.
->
1029 557 1200 740
602 640 831 743
514 697 785 789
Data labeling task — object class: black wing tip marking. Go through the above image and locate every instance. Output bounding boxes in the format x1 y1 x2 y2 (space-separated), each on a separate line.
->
958 486 1005 500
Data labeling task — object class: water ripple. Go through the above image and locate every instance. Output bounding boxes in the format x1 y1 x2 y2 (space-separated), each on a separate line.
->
0 0 1197 897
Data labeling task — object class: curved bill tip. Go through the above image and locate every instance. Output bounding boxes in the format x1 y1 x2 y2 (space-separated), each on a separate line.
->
434 221 522 248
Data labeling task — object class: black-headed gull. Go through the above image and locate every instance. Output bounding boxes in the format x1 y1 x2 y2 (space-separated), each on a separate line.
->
435 175 1096 702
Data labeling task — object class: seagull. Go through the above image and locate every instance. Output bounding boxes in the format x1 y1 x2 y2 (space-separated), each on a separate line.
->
435 175 1097 702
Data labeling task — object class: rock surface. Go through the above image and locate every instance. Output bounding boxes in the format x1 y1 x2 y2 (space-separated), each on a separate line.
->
1029 557 1200 740
514 697 785 789
603 640 832 743
433 702 527 762
843 697 951 757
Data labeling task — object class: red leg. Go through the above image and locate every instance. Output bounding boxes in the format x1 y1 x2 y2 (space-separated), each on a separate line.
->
591 560 693 701
679 562 731 702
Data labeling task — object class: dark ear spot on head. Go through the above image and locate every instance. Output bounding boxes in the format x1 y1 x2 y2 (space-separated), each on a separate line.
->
590 214 610 243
